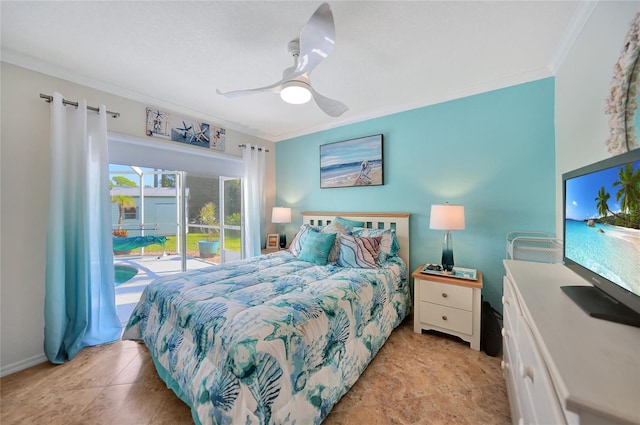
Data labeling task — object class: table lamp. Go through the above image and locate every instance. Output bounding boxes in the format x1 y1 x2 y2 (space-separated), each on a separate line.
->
272 206 291 248
429 203 465 272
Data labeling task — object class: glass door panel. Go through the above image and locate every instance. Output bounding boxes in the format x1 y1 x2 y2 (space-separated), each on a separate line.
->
184 174 221 266
220 177 242 262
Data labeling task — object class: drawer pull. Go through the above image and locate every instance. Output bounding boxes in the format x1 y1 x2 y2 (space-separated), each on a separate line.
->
502 295 509 305
442 315 448 321
520 364 534 382
441 293 448 298
501 328 509 338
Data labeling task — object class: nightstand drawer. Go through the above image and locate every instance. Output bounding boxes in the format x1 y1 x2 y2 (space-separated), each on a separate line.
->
420 302 473 334
419 280 473 311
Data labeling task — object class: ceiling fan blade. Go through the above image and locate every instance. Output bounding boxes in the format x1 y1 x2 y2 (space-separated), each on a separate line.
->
216 79 284 98
297 3 336 74
309 86 348 117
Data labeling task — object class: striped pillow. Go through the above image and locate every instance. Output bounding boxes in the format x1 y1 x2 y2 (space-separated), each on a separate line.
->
351 228 400 262
337 235 382 268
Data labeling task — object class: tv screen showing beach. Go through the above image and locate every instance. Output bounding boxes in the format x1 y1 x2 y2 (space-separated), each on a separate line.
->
564 159 640 297
320 134 383 188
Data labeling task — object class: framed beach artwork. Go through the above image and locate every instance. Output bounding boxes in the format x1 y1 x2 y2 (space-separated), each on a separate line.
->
170 118 211 149
146 108 170 139
320 134 384 188
211 126 226 152
146 107 226 151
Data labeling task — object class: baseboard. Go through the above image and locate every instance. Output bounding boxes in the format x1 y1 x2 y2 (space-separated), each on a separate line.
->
1 353 47 377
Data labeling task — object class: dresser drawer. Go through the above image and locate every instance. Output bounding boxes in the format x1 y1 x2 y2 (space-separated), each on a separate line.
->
518 320 565 425
420 302 473 334
502 308 518 364
420 280 473 310
502 276 520 327
502 342 524 425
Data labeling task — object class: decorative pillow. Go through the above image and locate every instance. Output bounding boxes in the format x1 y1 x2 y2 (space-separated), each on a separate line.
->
320 221 349 263
351 228 400 262
333 216 365 227
289 224 320 257
297 232 337 265
337 234 382 268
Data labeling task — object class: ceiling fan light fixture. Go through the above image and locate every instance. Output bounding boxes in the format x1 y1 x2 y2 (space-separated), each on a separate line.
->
280 80 312 104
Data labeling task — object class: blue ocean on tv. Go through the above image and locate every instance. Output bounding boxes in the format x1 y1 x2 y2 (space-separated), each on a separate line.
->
565 219 640 294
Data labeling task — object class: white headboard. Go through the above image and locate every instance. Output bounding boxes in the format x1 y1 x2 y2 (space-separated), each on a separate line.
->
301 211 411 273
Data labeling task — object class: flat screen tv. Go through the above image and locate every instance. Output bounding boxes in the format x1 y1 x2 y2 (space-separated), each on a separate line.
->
562 148 640 328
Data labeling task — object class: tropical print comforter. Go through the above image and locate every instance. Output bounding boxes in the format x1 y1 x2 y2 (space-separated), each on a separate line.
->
123 251 411 425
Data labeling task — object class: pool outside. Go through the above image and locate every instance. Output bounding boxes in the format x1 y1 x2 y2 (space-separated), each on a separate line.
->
114 254 215 326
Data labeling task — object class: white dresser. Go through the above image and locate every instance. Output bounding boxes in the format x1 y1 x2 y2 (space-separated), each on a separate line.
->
502 260 640 425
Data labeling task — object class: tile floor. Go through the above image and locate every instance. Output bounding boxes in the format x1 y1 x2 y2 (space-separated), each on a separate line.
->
0 318 511 425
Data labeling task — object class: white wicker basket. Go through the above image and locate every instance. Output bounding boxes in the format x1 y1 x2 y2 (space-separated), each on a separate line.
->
506 231 563 264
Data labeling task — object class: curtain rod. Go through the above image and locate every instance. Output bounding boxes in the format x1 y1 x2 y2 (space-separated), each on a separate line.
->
238 144 269 152
39 93 120 118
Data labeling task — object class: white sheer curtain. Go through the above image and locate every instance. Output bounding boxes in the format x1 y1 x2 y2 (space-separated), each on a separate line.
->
242 144 266 258
44 92 121 364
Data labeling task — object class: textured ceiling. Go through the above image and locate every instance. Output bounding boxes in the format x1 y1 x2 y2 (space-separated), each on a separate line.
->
1 1 581 141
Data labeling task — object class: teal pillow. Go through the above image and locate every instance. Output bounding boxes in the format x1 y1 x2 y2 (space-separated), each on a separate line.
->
297 232 337 265
289 224 320 257
334 216 365 227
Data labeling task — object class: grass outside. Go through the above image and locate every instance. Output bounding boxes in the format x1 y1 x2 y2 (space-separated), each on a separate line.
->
118 232 240 256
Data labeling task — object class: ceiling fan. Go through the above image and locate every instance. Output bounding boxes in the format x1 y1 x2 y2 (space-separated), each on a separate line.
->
216 3 348 117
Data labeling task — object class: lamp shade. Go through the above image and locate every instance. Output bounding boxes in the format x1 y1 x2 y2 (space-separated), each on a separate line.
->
429 204 465 230
272 207 292 224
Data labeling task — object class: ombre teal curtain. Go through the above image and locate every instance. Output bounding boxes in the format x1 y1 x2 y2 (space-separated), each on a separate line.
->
242 144 265 258
44 92 121 364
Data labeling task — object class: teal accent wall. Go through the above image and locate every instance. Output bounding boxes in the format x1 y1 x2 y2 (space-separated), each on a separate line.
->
276 78 556 310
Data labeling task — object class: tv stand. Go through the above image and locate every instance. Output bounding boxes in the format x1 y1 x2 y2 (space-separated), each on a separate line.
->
561 285 640 328
502 260 640 425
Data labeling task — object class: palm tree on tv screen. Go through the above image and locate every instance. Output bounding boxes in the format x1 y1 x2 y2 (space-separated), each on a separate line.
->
595 186 611 218
613 163 640 216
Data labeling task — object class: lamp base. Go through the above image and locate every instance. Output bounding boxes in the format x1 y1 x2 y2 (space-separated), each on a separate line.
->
279 233 287 249
441 231 454 272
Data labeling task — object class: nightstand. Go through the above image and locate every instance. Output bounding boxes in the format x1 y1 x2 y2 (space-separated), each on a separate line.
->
261 248 280 254
412 265 483 350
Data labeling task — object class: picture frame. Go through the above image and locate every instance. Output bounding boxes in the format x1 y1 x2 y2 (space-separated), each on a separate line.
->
211 126 226 152
145 107 226 152
169 117 212 149
320 134 383 188
267 233 279 249
146 108 170 139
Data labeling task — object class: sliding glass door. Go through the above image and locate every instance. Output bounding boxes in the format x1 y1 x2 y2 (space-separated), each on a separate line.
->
109 165 243 272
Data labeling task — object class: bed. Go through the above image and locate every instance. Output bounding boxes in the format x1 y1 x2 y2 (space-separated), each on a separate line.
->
123 212 411 425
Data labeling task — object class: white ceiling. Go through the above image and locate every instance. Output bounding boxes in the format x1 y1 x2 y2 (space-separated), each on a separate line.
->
1 1 584 142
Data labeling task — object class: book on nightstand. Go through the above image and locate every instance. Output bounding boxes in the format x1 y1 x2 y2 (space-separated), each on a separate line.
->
420 263 478 281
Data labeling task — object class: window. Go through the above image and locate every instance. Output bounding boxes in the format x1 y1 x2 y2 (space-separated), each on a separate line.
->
123 206 138 220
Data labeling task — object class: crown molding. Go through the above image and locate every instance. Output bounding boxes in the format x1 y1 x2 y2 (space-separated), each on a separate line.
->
273 67 553 142
1 49 273 141
547 0 599 75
